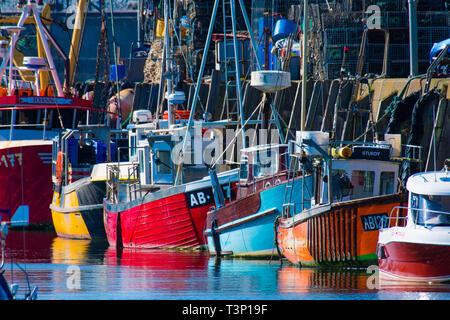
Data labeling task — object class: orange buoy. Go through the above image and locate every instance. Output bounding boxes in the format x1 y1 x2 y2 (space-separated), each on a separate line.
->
56 151 63 182
163 110 191 120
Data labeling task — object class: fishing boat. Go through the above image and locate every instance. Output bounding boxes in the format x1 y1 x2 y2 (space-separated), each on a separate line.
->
103 0 263 250
377 161 450 282
103 118 239 249
49 125 130 239
204 143 313 258
203 66 300 257
0 1 106 226
0 209 38 300
275 130 423 267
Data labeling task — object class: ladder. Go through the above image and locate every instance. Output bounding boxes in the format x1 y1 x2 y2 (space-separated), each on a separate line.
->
221 0 245 127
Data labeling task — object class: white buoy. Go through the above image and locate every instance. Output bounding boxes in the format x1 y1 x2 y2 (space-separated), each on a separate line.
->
250 70 291 93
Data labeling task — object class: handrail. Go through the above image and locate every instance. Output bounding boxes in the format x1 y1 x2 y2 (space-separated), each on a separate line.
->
383 205 450 230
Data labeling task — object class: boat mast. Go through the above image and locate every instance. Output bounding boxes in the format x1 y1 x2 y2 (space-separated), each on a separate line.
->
300 0 308 132
408 0 418 77
164 0 175 127
0 1 64 96
174 0 260 185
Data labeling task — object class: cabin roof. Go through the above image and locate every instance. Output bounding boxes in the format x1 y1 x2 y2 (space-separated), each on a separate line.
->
407 171 450 196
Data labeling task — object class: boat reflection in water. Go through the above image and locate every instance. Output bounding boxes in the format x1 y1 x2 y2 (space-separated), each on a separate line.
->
51 237 109 265
277 266 368 294
104 247 210 269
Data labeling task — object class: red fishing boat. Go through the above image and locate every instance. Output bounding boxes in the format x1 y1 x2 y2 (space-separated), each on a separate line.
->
0 2 109 226
377 165 450 282
103 122 239 249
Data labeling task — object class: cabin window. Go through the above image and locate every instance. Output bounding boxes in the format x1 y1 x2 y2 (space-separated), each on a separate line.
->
332 169 353 200
380 172 395 195
130 135 136 157
156 150 171 174
139 150 145 173
240 156 248 180
411 193 450 226
16 110 39 126
0 110 11 126
351 170 375 199
253 149 278 178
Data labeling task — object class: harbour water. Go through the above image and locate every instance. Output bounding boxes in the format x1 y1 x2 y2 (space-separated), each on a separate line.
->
2 230 450 301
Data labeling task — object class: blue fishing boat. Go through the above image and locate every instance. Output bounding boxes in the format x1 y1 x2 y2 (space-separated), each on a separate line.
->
204 143 313 258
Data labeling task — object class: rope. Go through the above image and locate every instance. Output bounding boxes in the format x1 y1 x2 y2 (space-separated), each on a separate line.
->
210 99 263 167
344 74 426 147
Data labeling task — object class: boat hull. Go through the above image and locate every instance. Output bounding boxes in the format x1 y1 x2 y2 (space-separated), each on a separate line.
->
0 141 53 226
378 242 450 282
104 172 238 249
51 179 107 239
276 193 405 267
377 226 450 282
205 176 311 258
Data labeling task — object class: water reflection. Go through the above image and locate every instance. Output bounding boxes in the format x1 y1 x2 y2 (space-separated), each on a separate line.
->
51 237 109 265
1 231 450 300
277 265 370 297
5 230 55 263
104 247 210 269
277 265 450 299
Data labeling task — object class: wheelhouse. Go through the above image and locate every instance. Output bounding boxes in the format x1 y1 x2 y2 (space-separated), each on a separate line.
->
406 171 450 227
238 144 288 184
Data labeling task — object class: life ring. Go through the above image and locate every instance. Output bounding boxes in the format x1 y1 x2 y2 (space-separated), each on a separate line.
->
275 179 281 185
56 151 63 182
265 181 271 188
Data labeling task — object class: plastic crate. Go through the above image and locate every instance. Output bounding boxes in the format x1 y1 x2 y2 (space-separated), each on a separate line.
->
324 45 360 62
347 28 364 44
389 44 409 61
367 44 386 60
389 62 409 77
417 12 449 27
417 28 431 43
417 0 444 11
326 61 360 79
364 0 407 11
324 29 347 46
382 11 408 29
417 27 450 44
418 43 434 60
367 29 388 44
430 27 450 43
367 61 384 74
418 60 431 74
389 29 409 44
321 12 365 29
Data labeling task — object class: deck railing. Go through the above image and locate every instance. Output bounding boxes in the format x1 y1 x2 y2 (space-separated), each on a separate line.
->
383 206 450 229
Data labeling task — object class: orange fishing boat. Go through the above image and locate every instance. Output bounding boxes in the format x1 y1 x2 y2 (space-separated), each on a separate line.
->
275 131 418 267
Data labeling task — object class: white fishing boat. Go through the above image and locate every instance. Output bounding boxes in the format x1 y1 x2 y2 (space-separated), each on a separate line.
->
377 160 450 282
